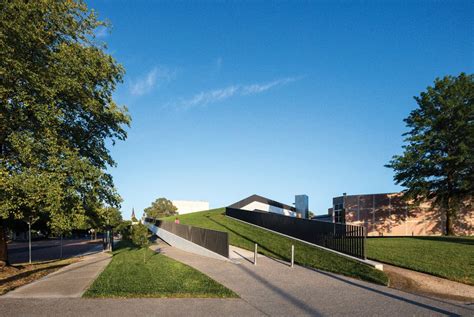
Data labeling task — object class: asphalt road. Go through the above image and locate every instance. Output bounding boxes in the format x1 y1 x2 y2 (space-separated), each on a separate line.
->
7 239 103 264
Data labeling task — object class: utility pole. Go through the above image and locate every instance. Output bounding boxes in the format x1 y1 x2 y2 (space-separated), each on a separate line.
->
60 234 63 259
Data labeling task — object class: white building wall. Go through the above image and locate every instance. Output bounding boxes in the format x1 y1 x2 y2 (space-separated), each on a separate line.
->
172 200 209 215
240 201 297 217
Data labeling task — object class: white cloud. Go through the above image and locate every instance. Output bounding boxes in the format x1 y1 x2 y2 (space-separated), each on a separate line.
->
182 85 239 109
241 77 299 95
176 76 300 109
130 67 176 96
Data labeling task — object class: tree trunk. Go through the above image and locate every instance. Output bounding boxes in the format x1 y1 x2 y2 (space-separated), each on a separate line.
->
0 220 9 267
445 197 455 236
445 174 455 236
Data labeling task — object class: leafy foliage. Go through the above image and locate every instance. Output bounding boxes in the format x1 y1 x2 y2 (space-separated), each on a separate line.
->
0 0 130 263
131 223 150 249
144 198 178 219
387 73 474 235
116 220 132 241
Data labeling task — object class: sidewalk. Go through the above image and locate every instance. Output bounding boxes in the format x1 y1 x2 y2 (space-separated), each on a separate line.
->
3 251 111 298
152 242 473 316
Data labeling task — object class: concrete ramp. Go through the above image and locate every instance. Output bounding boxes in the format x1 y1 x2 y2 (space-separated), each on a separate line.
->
146 222 230 262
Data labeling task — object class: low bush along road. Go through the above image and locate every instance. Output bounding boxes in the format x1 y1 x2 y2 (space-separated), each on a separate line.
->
163 208 389 285
84 241 237 298
367 236 474 285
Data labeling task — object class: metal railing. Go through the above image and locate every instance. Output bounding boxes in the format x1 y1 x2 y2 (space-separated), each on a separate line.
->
225 208 366 259
145 218 229 258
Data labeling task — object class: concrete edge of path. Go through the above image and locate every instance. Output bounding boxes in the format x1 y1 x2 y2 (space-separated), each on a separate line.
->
2 250 112 299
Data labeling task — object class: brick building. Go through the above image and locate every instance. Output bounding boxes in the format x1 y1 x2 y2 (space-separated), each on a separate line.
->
328 193 473 236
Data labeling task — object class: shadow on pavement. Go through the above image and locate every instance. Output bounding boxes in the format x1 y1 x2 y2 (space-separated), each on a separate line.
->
235 262 322 316
308 267 467 316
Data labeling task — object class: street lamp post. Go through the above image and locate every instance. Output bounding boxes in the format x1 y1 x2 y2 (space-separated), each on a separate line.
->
28 219 31 264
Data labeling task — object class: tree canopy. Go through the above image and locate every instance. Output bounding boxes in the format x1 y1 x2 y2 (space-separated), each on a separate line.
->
0 0 130 265
387 73 474 235
144 198 178 219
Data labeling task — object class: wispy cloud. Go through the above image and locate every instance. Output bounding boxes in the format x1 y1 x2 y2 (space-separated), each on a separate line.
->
182 85 239 108
241 77 299 95
174 76 300 109
130 67 176 96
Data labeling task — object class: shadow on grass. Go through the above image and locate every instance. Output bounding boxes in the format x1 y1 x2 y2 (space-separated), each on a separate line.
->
0 263 70 284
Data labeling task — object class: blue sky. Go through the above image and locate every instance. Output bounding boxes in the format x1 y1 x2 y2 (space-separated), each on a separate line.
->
89 0 473 219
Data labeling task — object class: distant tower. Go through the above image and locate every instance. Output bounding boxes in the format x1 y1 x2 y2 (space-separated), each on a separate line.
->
131 208 138 224
295 195 309 218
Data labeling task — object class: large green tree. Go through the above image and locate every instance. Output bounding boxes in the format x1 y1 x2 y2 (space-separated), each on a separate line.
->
144 198 178 219
0 0 130 265
387 73 474 235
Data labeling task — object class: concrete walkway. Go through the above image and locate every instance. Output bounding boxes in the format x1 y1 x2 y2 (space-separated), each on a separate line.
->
152 242 474 316
0 298 263 317
3 251 111 298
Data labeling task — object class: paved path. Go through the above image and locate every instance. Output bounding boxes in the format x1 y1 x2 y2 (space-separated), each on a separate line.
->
0 298 262 317
152 242 474 316
1 242 472 316
3 250 111 298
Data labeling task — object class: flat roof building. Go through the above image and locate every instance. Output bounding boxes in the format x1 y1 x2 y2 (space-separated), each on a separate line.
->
328 192 473 236
172 200 209 215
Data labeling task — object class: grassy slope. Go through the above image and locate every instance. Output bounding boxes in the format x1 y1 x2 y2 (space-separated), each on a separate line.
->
84 241 237 298
165 208 389 285
367 236 474 285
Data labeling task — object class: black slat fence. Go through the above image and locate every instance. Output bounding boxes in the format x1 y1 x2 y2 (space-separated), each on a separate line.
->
145 218 229 258
225 208 366 259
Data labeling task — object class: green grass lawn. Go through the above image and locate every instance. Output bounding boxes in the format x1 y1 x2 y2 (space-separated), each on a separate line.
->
84 241 237 298
164 208 389 285
367 236 474 285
